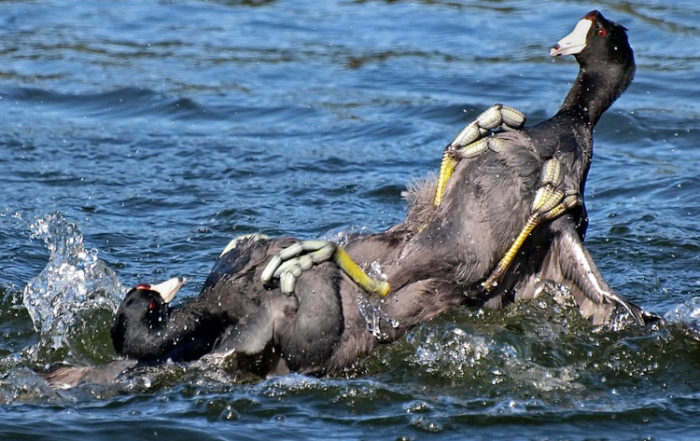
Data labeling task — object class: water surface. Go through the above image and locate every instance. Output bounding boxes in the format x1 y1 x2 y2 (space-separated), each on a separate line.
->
0 1 698 440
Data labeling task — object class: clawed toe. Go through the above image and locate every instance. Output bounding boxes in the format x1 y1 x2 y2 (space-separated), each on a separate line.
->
434 104 527 207
261 240 390 297
261 240 336 294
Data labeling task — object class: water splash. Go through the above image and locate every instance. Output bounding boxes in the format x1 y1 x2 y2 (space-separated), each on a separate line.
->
665 296 700 324
357 293 399 341
22 212 125 350
367 259 386 281
321 225 374 247
410 327 496 376
409 324 585 393
665 296 700 340
357 259 399 340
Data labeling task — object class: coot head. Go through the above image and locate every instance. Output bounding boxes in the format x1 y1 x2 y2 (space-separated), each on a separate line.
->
111 277 186 361
551 10 634 71
549 10 634 128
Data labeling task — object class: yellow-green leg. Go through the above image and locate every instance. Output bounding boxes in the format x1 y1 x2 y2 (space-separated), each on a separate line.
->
334 247 390 297
433 149 458 208
481 158 580 291
262 104 528 297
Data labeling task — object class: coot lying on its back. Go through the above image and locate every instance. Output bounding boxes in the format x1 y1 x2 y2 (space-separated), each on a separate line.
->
45 11 658 388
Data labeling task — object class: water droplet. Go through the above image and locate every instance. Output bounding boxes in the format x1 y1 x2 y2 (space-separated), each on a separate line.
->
356 293 398 341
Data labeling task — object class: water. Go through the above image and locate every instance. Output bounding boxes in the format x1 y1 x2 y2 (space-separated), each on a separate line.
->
1 0 698 439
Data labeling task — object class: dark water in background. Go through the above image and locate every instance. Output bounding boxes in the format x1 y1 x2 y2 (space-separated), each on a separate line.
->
0 0 698 439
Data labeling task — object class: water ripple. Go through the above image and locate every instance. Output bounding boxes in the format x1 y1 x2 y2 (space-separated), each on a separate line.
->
0 0 698 439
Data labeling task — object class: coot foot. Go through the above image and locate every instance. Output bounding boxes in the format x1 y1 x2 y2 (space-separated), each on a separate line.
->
434 104 526 206
261 240 390 296
482 158 582 291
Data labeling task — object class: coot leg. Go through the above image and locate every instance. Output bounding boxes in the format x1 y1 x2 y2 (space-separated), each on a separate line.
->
262 105 529 299
482 158 582 291
434 104 526 206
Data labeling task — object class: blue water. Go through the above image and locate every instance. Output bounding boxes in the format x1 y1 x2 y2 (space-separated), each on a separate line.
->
1 1 698 439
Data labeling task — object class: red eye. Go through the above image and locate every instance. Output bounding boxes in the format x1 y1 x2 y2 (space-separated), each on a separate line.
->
597 28 607 37
135 283 152 291
149 301 157 311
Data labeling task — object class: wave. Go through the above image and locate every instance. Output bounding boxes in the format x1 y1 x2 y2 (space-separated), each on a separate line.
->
0 86 222 121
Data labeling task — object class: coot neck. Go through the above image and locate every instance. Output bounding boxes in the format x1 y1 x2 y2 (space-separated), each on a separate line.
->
155 307 223 361
558 55 635 128
114 305 223 362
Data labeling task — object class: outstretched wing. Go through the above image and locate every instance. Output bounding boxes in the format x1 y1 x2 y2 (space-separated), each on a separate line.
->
539 218 659 325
